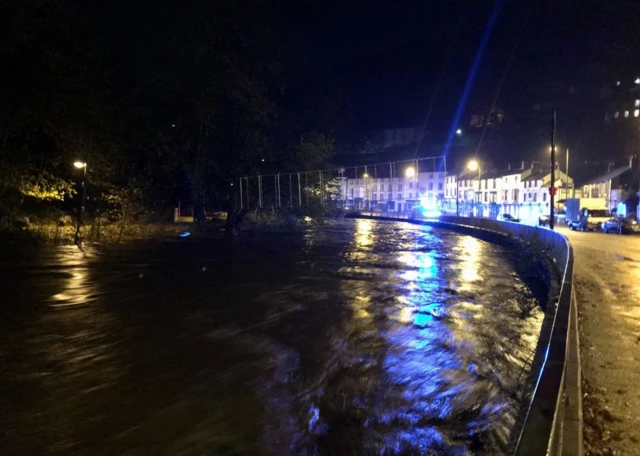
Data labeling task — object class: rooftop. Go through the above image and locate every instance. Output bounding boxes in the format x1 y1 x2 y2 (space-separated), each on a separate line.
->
523 172 548 182
581 166 631 186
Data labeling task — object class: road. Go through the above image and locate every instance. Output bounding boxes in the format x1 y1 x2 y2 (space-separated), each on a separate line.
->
558 227 640 455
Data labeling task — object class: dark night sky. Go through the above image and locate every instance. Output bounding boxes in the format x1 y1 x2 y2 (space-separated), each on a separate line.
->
283 0 640 146
84 0 640 167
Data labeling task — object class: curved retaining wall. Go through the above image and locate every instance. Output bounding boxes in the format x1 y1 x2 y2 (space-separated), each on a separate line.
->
353 214 583 456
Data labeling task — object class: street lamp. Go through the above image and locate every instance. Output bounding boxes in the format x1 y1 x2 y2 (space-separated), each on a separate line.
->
456 128 462 136
404 166 415 178
363 173 369 212
467 159 482 211
73 161 88 246
549 146 571 199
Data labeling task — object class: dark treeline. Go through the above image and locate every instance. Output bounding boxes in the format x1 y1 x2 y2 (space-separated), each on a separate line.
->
0 0 340 233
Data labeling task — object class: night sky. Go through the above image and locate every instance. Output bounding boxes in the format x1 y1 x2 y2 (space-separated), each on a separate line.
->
280 0 640 166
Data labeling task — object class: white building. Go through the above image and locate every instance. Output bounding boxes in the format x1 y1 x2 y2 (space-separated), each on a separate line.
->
519 170 573 222
580 162 633 212
441 165 574 221
339 171 446 212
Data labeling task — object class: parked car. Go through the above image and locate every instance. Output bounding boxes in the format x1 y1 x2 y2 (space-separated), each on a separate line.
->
538 214 550 226
602 217 640 234
498 213 519 222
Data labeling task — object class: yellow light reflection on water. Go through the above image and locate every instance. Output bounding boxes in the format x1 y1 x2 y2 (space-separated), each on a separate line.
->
355 218 374 248
50 247 95 307
458 236 483 285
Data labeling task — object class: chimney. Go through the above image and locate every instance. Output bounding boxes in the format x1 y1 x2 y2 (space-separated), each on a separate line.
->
521 160 525 169
508 163 511 170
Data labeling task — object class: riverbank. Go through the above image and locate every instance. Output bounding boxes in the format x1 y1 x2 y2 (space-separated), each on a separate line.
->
0 222 190 248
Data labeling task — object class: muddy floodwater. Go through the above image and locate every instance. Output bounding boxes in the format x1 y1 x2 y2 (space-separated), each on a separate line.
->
0 219 545 455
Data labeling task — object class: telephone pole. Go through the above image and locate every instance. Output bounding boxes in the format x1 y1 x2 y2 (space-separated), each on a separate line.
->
550 110 556 230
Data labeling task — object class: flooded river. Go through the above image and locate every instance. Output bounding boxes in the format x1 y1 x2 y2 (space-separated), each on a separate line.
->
0 219 545 455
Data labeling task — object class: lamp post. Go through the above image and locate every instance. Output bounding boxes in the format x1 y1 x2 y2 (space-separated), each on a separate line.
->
550 110 556 230
73 161 87 246
363 172 369 213
405 166 415 213
566 148 570 199
455 174 460 216
467 159 481 215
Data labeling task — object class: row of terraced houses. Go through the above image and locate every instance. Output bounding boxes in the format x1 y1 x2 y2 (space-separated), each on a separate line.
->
338 162 576 223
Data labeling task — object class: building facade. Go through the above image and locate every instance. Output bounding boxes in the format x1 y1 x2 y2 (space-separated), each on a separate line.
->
442 166 574 222
339 171 446 212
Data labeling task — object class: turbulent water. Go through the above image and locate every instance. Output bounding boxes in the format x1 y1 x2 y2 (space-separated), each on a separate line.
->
0 219 545 455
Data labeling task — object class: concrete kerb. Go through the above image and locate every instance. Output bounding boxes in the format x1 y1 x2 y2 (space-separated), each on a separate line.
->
350 214 583 456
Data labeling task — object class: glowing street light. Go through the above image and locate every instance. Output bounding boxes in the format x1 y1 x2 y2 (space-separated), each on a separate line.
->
467 160 478 171
405 166 415 178
363 173 369 178
456 128 462 136
72 161 88 246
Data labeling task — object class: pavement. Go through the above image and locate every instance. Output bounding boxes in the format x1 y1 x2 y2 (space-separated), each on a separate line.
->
557 227 640 455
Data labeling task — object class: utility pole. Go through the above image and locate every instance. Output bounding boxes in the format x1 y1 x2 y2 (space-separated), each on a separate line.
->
456 174 459 216
566 148 570 200
550 110 556 230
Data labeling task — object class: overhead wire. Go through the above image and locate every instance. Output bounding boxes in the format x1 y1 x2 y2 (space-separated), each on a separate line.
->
474 3 533 158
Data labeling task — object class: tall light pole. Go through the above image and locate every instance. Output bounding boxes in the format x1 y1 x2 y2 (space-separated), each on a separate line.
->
467 159 481 214
73 161 87 246
566 148 570 199
455 173 459 216
405 165 415 212
363 171 369 212
550 110 556 230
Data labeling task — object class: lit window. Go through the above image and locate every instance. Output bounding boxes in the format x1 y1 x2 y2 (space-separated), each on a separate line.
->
625 111 630 118
615 111 619 118
636 78 640 85
636 100 640 107
635 110 639 118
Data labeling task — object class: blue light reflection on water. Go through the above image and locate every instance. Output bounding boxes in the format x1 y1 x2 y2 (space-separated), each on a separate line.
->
379 234 468 450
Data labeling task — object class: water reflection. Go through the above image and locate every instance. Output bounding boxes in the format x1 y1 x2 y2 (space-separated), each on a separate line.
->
458 235 483 286
1 220 544 455
354 218 375 248
328 221 543 454
50 247 95 307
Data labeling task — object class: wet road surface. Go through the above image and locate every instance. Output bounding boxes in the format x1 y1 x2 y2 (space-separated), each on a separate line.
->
1 220 544 455
558 227 640 455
